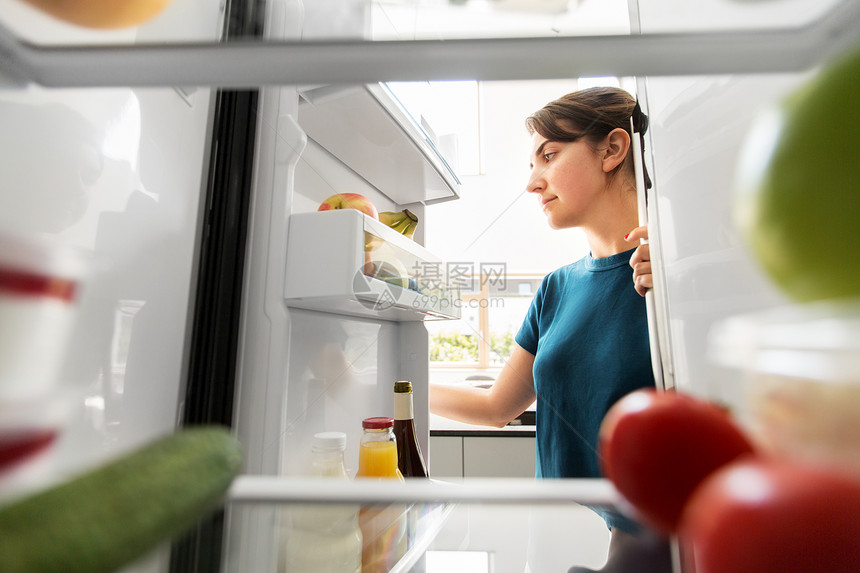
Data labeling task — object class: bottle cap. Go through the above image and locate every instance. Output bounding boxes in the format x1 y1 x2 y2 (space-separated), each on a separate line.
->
312 431 347 452
362 416 394 429
394 381 413 393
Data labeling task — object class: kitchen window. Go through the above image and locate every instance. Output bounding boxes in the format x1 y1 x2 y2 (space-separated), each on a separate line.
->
427 272 544 371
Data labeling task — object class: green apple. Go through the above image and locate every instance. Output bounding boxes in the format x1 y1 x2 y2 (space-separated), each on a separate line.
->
734 47 860 302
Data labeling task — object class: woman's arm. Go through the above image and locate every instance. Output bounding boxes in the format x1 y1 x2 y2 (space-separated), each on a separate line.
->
429 343 537 428
626 225 652 297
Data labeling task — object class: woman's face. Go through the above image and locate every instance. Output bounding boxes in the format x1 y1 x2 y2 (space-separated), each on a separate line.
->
526 132 606 230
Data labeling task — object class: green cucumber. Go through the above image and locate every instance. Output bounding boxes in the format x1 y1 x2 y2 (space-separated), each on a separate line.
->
0 426 242 573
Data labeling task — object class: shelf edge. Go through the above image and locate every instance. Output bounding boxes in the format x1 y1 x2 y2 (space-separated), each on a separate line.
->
1 0 859 88
227 475 620 506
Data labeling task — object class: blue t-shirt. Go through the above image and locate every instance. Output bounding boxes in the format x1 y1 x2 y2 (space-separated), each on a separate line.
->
516 248 654 480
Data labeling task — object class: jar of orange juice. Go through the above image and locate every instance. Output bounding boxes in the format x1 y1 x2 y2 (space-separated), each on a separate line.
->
355 417 407 572
356 417 404 480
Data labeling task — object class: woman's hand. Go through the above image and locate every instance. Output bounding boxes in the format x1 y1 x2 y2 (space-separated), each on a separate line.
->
626 226 652 297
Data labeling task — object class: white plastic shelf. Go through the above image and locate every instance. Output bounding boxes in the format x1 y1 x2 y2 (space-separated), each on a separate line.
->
1 1 859 88
227 475 619 506
298 83 460 206
285 209 461 321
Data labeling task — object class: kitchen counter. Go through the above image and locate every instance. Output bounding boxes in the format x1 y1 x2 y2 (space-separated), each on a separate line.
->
429 413 536 478
428 374 536 437
429 413 535 437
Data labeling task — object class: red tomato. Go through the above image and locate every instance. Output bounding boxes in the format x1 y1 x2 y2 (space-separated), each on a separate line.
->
680 458 860 573
598 389 756 534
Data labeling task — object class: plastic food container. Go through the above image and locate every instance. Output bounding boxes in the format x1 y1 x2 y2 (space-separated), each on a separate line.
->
0 232 87 478
0 232 87 400
710 300 860 471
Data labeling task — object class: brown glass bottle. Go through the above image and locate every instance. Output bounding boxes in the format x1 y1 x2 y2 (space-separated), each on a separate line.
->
392 381 428 478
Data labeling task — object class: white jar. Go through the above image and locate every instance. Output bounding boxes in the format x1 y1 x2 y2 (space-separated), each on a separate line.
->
280 432 363 573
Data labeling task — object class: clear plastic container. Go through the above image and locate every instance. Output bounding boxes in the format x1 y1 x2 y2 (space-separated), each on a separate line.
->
709 300 860 470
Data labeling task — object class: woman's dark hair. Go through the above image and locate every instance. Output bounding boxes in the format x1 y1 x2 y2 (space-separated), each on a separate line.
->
525 87 652 189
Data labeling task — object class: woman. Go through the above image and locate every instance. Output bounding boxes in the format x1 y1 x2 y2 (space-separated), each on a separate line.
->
429 87 666 572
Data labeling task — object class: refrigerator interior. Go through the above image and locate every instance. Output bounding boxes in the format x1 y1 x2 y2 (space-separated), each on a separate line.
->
0 0 858 572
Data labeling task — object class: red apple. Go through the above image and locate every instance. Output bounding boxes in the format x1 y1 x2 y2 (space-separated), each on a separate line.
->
318 193 379 220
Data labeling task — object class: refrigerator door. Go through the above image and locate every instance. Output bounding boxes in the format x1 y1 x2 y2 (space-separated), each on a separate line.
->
632 0 830 408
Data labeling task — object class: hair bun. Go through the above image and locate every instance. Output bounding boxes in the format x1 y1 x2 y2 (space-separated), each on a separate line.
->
632 100 649 135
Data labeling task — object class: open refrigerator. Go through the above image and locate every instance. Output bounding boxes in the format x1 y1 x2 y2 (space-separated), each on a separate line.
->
0 0 858 572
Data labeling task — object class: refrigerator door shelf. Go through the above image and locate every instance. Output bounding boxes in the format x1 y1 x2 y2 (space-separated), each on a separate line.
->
285 209 461 321
298 83 460 207
231 476 458 573
227 477 620 573
229 475 618 506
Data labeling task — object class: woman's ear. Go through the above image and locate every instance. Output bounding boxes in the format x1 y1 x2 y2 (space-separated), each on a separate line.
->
601 128 631 173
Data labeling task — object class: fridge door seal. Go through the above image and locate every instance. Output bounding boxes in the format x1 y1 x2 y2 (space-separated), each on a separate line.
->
169 2 264 572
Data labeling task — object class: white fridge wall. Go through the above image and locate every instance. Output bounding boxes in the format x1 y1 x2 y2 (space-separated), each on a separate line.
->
231 87 429 473
286 108 432 471
228 98 434 570
226 1 434 571
0 2 222 572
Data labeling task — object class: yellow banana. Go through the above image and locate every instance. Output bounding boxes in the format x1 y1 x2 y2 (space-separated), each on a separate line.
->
378 210 407 227
401 210 419 238
400 217 418 239
388 215 409 233
378 209 419 238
